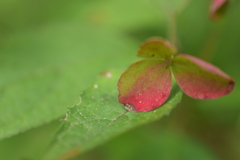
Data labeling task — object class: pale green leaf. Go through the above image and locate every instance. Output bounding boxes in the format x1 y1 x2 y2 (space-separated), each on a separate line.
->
0 25 137 140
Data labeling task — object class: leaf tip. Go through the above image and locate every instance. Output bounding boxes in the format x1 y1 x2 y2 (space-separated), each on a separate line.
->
225 78 235 94
210 0 229 21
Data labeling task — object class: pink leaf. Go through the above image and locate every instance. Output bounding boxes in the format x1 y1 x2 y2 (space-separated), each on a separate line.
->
210 0 229 20
118 59 172 112
172 54 234 99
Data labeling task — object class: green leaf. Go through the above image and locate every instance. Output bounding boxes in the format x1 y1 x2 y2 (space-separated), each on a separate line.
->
0 25 137 140
43 70 182 160
137 37 177 59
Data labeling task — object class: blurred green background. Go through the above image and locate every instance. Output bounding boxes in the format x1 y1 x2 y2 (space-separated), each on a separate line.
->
0 0 240 160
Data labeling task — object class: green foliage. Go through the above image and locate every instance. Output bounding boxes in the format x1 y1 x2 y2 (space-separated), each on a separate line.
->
43 70 182 159
0 0 240 159
0 25 137 140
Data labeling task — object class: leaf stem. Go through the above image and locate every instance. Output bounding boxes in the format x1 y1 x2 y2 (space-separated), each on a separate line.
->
150 0 179 46
199 25 223 61
167 12 178 47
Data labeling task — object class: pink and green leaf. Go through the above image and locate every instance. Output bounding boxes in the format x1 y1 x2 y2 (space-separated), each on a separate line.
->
210 0 229 20
171 54 234 99
137 37 177 60
118 59 172 112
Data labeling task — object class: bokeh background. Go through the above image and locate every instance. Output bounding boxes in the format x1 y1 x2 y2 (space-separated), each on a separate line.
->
0 0 239 160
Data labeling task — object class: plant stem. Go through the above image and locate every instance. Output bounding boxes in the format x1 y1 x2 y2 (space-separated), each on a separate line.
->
199 24 223 61
168 12 178 47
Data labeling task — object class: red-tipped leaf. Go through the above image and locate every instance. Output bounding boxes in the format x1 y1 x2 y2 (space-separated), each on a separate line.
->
137 37 177 60
210 0 229 20
118 59 172 112
172 54 234 99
